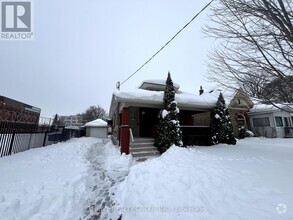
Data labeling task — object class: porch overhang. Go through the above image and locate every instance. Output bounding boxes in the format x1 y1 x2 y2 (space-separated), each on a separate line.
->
110 90 217 116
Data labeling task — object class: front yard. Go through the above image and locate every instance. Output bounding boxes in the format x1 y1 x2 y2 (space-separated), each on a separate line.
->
115 137 293 220
0 137 292 220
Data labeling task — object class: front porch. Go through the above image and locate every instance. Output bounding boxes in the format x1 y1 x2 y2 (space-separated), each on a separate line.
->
129 107 159 138
114 106 213 155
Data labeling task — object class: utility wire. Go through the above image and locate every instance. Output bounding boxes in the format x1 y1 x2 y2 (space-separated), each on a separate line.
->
117 0 214 90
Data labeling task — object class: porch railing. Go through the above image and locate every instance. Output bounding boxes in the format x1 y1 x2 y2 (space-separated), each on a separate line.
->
129 128 134 143
181 126 212 146
284 127 293 138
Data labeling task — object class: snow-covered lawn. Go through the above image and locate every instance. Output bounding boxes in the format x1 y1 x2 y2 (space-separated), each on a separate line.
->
0 137 292 220
0 138 132 220
115 138 293 220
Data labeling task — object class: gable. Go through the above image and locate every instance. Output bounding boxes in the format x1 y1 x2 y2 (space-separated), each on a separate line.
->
229 91 254 110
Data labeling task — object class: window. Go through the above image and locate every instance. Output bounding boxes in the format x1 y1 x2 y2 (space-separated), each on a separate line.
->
284 117 292 127
275 116 283 127
237 114 246 127
252 117 270 127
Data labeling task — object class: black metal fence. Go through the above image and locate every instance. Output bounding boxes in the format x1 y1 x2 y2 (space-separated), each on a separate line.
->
0 121 83 157
181 126 212 146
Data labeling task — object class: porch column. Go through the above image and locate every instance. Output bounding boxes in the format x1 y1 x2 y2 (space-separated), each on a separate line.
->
120 108 130 154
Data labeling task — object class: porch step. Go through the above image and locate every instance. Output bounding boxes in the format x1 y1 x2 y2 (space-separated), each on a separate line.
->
131 145 158 152
130 138 160 161
131 138 154 144
131 150 160 158
136 155 159 162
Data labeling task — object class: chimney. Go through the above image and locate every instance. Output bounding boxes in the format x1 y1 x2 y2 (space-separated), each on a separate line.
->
199 86 204 95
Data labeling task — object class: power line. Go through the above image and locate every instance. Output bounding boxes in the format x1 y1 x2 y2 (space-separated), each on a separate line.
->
117 0 214 90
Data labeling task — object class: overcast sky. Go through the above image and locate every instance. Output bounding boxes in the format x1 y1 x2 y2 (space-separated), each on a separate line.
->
0 0 217 118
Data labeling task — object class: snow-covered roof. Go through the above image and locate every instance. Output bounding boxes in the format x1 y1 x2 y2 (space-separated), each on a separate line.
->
249 99 293 114
110 88 220 115
84 119 107 127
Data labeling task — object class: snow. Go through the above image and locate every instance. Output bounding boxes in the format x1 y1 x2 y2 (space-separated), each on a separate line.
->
1 136 292 220
115 138 293 220
161 110 169 119
246 129 254 137
0 137 132 220
215 113 220 119
250 99 293 113
113 89 219 109
171 120 179 125
84 119 107 127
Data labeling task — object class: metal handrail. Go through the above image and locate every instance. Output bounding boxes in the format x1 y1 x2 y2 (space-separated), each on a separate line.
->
129 128 134 143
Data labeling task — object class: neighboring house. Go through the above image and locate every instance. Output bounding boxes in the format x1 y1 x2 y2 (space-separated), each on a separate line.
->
225 90 293 138
0 95 41 132
227 90 254 137
59 115 84 128
248 101 293 138
84 119 108 138
109 80 219 154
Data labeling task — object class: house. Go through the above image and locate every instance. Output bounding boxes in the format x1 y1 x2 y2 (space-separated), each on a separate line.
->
225 90 293 138
84 119 108 138
227 90 254 137
109 80 219 155
248 101 293 138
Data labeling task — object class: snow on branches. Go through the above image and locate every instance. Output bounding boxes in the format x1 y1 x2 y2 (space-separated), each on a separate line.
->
155 72 183 153
211 92 236 145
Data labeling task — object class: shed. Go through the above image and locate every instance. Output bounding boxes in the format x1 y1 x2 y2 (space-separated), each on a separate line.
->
84 119 108 138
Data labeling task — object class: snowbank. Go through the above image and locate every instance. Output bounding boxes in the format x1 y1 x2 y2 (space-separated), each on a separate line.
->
0 137 134 220
0 138 99 220
115 138 293 220
2 136 291 220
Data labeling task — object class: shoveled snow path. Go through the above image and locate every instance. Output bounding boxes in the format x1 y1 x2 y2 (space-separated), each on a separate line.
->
82 139 130 220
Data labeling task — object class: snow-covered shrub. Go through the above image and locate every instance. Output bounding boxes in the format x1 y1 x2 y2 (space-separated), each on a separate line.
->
238 126 254 139
211 92 236 145
154 72 183 153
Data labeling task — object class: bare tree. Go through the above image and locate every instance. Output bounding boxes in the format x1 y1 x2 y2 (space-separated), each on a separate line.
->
205 0 293 103
79 105 108 123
